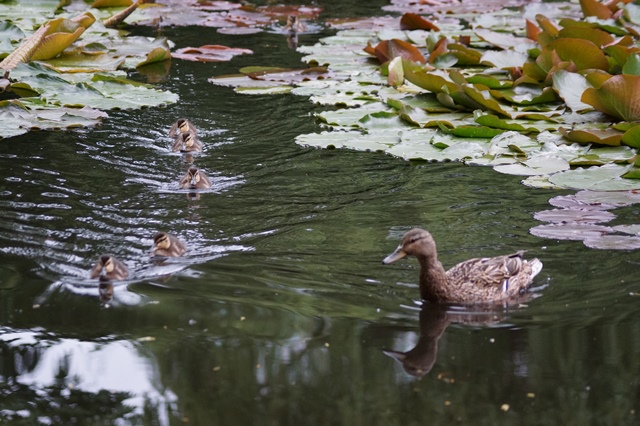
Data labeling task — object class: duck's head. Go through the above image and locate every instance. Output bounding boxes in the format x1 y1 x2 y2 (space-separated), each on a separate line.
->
153 232 171 251
187 167 201 186
177 118 191 134
181 132 196 150
98 255 116 274
383 228 436 264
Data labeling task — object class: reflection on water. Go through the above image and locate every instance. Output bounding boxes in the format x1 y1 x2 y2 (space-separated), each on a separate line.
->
2 3 640 425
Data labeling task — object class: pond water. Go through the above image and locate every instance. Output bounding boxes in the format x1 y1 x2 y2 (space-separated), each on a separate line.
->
2 1 640 424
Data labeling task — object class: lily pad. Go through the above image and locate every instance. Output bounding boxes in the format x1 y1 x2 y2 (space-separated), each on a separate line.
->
172 45 253 62
583 235 640 250
533 208 616 223
530 223 613 240
549 164 640 191
551 70 593 112
494 155 570 176
581 75 640 121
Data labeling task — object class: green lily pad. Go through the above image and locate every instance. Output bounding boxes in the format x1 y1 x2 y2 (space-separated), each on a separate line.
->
559 127 624 146
545 38 609 71
575 189 640 206
551 70 593 112
474 28 537 52
480 50 529 68
549 163 640 191
494 155 570 176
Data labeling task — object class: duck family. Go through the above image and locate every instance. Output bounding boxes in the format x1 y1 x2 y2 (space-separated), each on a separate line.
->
90 118 210 284
383 228 543 304
91 120 544 305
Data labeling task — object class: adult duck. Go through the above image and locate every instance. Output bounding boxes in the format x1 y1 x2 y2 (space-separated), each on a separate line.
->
383 228 543 304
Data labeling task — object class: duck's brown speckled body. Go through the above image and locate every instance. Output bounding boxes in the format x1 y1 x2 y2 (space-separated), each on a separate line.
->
383 228 543 304
90 255 129 281
152 232 186 257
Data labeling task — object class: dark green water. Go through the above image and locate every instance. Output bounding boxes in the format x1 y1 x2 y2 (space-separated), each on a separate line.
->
2 3 640 425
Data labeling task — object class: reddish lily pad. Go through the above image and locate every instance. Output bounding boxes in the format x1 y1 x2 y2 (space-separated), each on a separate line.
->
400 13 439 31
172 45 253 62
559 127 624 146
365 39 426 64
545 38 609 71
581 75 640 121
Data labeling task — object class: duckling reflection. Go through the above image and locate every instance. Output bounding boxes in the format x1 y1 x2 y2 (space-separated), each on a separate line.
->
90 255 129 281
169 118 197 139
99 281 114 303
179 166 211 190
152 232 186 257
384 305 507 377
284 15 305 49
172 132 202 153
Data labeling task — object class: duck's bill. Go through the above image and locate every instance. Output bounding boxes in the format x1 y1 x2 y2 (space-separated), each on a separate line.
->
382 247 407 264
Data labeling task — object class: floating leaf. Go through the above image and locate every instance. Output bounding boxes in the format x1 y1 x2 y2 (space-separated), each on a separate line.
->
551 70 593 112
400 13 439 31
530 223 613 240
622 126 640 148
583 235 640 250
559 127 624 146
582 75 640 121
172 45 253 62
575 189 640 206
480 50 529 68
475 28 537 52
365 39 426 64
533 208 615 223
494 155 570 176
549 163 640 190
545 38 609 71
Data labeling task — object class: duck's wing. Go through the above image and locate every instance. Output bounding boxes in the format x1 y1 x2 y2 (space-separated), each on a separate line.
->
89 261 102 279
446 251 528 290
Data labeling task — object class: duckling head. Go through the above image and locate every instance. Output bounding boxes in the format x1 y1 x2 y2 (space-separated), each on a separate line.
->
153 232 171 251
383 228 437 264
177 118 191 134
188 167 201 187
99 255 116 274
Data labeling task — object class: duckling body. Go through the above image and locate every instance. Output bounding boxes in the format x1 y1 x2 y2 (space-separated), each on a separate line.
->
169 118 197 139
179 166 211 190
152 232 186 257
383 228 543 304
172 132 202 153
90 255 129 281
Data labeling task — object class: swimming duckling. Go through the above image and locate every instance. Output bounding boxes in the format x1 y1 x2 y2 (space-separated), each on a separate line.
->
169 118 197 138
284 14 306 33
172 132 202 153
179 166 212 190
152 232 187 257
90 255 129 281
383 228 543 304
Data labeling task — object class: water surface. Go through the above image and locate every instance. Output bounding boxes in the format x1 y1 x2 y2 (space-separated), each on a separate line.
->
1 2 640 424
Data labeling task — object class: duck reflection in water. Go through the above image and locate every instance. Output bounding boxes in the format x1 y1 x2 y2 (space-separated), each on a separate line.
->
284 14 306 49
384 304 507 377
98 281 114 304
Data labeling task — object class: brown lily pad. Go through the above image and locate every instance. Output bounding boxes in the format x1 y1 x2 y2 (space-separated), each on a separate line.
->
172 45 253 62
582 75 640 121
364 39 426 64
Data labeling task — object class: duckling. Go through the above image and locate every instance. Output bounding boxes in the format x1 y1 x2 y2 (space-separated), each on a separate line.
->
171 132 202 153
152 232 186 257
383 228 543 304
90 255 129 281
284 14 306 33
168 118 197 139
179 166 212 190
